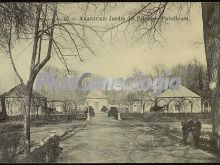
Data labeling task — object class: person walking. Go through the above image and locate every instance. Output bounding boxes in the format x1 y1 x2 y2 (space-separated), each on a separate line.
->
181 119 190 144
192 116 202 148
187 117 195 143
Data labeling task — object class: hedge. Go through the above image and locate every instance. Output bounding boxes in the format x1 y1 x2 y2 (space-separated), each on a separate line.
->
142 112 212 122
0 123 63 163
31 114 76 124
164 112 211 120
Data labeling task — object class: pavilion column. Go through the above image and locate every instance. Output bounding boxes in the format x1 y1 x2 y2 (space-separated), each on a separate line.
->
191 102 193 114
117 112 121 120
202 101 204 113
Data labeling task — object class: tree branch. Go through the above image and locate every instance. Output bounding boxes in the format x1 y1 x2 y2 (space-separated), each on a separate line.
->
29 3 42 76
103 3 152 33
70 25 96 56
7 16 24 85
35 4 47 68
59 24 83 62
51 38 71 73
29 3 57 85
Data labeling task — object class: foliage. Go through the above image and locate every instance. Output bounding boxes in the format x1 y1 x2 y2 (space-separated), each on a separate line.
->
0 3 35 48
171 59 211 99
0 123 23 134
131 112 142 120
108 107 118 119
127 92 139 104
31 114 76 124
106 90 128 106
21 135 62 163
149 105 163 112
35 68 87 106
0 124 25 163
121 112 144 120
210 133 220 154
151 64 167 77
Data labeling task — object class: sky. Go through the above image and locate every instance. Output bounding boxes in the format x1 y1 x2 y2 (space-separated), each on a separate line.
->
0 2 206 92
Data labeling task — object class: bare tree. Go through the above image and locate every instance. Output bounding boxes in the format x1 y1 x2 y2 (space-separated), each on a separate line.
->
0 2 103 153
152 64 166 77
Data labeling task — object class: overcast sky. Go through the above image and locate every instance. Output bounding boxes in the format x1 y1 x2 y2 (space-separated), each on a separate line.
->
0 2 206 91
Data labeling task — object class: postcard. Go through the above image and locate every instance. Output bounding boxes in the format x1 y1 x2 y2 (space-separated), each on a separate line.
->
0 2 219 163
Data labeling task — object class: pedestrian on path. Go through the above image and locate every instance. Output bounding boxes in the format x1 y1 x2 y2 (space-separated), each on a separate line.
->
181 119 190 144
185 117 194 144
188 117 194 132
192 116 202 148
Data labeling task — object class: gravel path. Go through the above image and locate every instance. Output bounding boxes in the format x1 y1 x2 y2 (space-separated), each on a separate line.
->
56 113 220 163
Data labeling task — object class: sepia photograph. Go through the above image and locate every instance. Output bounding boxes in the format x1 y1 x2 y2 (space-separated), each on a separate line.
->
0 1 220 163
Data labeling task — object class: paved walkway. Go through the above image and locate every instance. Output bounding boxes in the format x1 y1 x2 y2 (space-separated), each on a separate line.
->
57 113 220 163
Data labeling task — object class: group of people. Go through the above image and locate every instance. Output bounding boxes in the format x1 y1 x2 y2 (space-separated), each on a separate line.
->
181 116 202 148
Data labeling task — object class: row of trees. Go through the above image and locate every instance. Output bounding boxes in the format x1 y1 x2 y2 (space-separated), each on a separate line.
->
148 59 211 100
172 58 211 99
38 59 212 113
38 66 86 113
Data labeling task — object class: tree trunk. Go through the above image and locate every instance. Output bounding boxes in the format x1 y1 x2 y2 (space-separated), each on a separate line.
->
143 102 145 114
23 3 57 154
23 82 34 154
201 2 220 149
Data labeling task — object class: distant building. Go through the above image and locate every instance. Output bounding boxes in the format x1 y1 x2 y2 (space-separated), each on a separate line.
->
156 85 202 113
0 84 47 116
85 90 108 113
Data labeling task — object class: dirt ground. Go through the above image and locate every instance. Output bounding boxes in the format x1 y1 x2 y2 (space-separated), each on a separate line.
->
53 113 220 163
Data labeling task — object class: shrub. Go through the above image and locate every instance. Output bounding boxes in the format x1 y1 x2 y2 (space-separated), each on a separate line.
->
142 112 180 122
31 114 76 125
21 135 62 163
121 113 132 120
165 113 211 120
0 123 23 133
132 112 144 120
0 124 25 163
120 112 145 120
209 133 220 154
108 107 118 119
199 132 212 149
7 115 23 122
